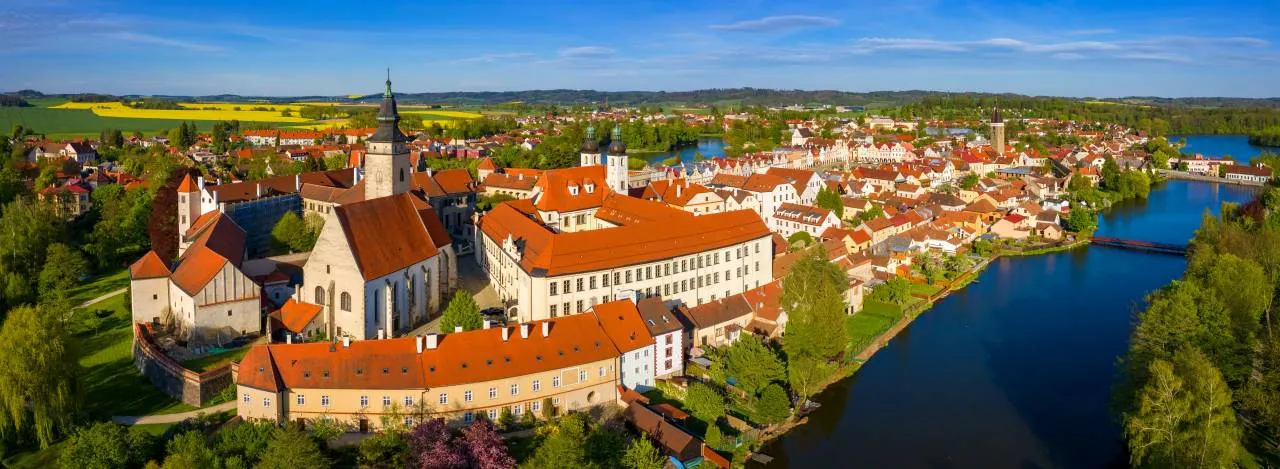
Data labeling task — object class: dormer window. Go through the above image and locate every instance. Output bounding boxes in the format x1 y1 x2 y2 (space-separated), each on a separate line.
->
568 185 579 196
585 182 595 193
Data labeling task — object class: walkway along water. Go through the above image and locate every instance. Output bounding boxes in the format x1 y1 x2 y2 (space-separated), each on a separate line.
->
755 180 1260 468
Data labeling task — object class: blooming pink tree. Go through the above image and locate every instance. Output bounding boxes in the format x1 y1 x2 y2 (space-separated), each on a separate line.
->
462 420 515 469
409 418 468 469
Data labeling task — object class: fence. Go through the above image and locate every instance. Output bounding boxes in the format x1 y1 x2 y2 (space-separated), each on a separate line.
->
133 322 237 406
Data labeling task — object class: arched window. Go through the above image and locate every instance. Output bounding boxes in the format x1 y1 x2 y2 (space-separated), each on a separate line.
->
314 286 325 304
340 292 351 311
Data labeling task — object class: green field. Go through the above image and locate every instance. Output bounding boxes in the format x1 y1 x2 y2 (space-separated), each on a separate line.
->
0 106 290 139
846 299 905 354
909 282 944 296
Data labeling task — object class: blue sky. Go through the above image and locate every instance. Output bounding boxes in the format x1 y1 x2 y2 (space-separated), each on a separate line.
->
2 0 1278 97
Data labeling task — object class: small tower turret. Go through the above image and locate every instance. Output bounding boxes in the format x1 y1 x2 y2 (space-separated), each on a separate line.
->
606 126 628 193
580 125 601 167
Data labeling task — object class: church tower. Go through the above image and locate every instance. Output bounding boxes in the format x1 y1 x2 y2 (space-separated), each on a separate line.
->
580 125 601 167
176 173 201 257
606 126 628 193
990 108 1005 157
365 73 411 200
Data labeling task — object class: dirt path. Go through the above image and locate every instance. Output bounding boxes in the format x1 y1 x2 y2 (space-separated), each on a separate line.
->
78 288 127 309
112 401 236 425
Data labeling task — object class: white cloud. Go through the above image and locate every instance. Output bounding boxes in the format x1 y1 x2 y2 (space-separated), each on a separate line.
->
102 31 222 52
710 15 840 33
558 46 615 58
848 35 1271 64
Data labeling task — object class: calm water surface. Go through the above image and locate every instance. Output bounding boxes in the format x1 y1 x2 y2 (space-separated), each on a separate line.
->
1174 134 1279 163
645 137 726 163
760 180 1259 468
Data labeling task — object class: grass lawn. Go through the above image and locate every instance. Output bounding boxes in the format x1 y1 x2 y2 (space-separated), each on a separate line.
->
847 300 904 354
909 283 943 296
180 344 254 372
3 440 68 469
76 294 194 418
68 267 130 306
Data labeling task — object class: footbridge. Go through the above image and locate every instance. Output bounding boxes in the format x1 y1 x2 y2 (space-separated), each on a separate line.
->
1089 236 1188 255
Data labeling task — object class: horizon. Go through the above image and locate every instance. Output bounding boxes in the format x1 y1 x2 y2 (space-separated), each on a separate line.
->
3 0 1279 98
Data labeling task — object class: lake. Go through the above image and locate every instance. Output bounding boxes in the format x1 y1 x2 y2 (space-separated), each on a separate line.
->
758 180 1260 468
643 137 726 163
1174 134 1279 163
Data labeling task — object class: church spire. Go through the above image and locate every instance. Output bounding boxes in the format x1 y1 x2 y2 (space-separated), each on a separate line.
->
370 71 406 143
384 68 392 98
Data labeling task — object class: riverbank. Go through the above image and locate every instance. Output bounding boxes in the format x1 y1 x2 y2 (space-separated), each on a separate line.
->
749 238 1089 451
1156 168 1268 186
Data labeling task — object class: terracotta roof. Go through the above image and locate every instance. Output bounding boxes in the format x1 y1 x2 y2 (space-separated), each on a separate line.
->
298 183 346 203
479 205 770 276
742 173 790 192
335 193 441 281
204 169 355 204
129 250 171 280
1225 165 1273 177
594 193 693 226
276 298 322 334
636 297 684 336
238 310 623 391
683 295 753 328
773 203 834 226
476 157 497 170
764 167 817 194
743 280 784 322
176 174 198 193
643 179 716 207
623 402 701 461
708 173 748 189
482 171 538 190
966 198 998 213
533 165 611 213
591 300 656 353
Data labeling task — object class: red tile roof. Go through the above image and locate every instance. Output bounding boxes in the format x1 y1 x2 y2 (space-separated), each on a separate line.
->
335 192 441 281
533 165 611 213
276 298 322 334
591 300 656 353
177 174 198 192
129 250 172 280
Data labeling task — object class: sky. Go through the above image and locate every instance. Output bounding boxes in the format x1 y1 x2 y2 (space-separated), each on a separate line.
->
2 0 1278 98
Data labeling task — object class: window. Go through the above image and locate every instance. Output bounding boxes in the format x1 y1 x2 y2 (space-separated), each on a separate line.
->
714 272 719 283
314 286 325 304
682 260 687 271
576 300 583 313
464 390 473 402
549 304 557 317
625 271 632 283
532 380 541 392
242 393 250 403
360 395 368 408
646 267 652 280
297 395 306 406
264 397 271 408
383 396 391 407
665 264 671 276
755 261 760 272
603 274 611 287
439 393 448 405
579 370 587 382
532 400 541 413
488 409 498 420
552 376 561 388
714 252 720 264
576 278 583 292
562 280 570 294
681 280 687 292
664 284 670 296
602 296 609 304
563 302 569 315
489 387 497 399
550 282 557 296
340 292 351 311
404 396 414 407
665 359 673 369
589 276 596 289
599 366 606 377
513 404 523 416
404 416 414 427
464 412 474 423
321 395 330 407
553 397 561 406
510 384 519 396
400 168 405 181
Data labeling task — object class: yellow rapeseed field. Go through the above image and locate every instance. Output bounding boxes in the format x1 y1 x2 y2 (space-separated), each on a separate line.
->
51 102 311 122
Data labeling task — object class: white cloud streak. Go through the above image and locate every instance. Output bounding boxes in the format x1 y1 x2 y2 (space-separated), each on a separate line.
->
710 15 840 33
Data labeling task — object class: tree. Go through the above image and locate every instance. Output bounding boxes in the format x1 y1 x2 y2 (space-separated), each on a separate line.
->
0 304 79 447
409 418 468 469
440 290 483 332
270 211 318 253
869 277 912 306
685 382 726 423
723 334 785 395
358 431 409 468
704 424 725 450
39 243 88 303
214 420 277 466
959 173 979 189
460 420 515 469
782 248 850 397
622 433 665 469
161 431 217 469
786 231 813 250
1064 208 1097 233
256 425 330 469
1125 348 1241 468
756 383 791 425
59 422 156 469
815 187 844 219
524 413 590 469
0 165 25 205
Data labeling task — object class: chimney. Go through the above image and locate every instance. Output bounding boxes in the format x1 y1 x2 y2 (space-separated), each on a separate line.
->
518 173 524 181
541 321 550 338
501 327 510 341
426 333 438 350
415 335 424 353
675 184 682 198
286 334 292 344
352 166 360 183
454 326 463 333
342 336 350 348
426 168 434 177
483 320 491 329
520 323 530 339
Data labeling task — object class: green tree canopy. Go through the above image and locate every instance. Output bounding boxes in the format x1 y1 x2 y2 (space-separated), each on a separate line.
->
59 422 156 469
781 248 850 397
256 425 331 469
622 433 665 469
756 383 792 425
524 413 591 469
0 304 79 447
684 382 726 424
1125 347 1241 468
39 243 88 304
440 290 483 332
815 187 844 219
270 211 320 254
160 431 217 469
869 277 913 306
723 334 785 395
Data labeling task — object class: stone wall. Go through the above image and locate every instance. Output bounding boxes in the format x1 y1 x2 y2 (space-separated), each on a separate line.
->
133 323 234 407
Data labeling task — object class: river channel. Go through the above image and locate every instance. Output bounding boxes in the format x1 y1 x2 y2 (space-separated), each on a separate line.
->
758 180 1260 468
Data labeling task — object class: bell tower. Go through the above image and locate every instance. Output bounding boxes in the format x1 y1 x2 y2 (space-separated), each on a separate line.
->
990 107 1005 157
580 125 601 167
606 126 628 193
365 71 412 200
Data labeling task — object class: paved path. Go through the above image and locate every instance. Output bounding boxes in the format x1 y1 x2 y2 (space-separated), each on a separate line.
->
113 401 236 425
78 288 127 309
